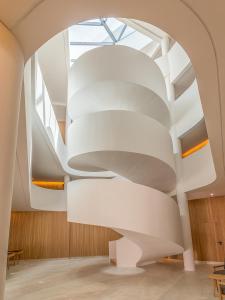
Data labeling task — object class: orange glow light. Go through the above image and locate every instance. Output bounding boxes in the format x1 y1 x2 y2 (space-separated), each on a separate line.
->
182 139 209 158
32 180 64 190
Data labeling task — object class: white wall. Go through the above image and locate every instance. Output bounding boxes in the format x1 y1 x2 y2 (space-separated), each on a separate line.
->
68 80 170 127
155 54 170 78
168 42 190 82
182 143 216 192
67 179 184 265
37 31 69 107
67 110 176 192
30 184 66 211
69 45 167 102
173 80 203 137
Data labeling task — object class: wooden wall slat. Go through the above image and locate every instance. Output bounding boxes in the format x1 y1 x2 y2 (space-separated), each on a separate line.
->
69 223 121 257
11 197 225 262
9 212 121 259
9 212 70 259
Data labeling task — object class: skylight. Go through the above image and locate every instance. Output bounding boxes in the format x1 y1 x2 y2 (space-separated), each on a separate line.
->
69 18 153 62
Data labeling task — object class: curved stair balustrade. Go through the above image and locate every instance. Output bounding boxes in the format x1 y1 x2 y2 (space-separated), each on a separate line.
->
67 45 184 267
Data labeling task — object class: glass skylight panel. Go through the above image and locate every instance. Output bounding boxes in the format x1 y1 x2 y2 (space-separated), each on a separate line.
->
119 26 135 39
69 24 108 43
69 18 154 62
105 18 124 33
118 31 152 50
104 25 126 42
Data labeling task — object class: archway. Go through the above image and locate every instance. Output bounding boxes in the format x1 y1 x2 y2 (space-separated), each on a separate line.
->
0 1 222 299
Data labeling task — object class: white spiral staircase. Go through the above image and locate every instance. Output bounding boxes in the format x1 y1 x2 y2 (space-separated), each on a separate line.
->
67 45 184 267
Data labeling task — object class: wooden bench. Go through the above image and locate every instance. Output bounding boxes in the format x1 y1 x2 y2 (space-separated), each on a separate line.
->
7 252 16 269
209 273 225 297
7 249 23 268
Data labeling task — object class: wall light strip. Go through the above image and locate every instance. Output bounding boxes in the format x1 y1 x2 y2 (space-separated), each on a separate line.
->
32 180 64 190
182 139 209 158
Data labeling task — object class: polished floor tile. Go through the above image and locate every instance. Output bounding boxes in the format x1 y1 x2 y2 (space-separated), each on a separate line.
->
5 257 215 300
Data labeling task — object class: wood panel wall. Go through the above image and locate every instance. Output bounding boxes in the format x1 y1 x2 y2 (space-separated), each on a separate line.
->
9 212 121 260
9 197 225 262
189 196 225 262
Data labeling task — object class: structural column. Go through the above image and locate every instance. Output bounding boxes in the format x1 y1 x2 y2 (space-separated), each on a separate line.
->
161 36 195 271
176 181 196 271
64 174 70 191
0 23 24 300
175 141 195 271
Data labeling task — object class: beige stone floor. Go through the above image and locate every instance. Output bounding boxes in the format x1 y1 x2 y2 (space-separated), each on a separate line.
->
5 257 215 300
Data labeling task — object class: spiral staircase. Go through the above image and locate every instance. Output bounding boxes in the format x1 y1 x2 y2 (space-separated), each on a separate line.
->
66 45 184 267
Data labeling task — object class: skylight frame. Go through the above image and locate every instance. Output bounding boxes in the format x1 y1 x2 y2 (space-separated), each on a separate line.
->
69 18 153 62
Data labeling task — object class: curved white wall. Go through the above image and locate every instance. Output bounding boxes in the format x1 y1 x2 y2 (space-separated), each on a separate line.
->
37 31 68 107
69 45 167 102
168 42 190 82
32 77 115 179
155 55 170 78
66 45 183 267
30 184 66 211
68 80 170 128
182 143 216 192
173 80 203 137
67 110 176 192
68 179 183 266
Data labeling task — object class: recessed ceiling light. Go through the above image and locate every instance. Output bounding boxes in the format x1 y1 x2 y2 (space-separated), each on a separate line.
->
210 193 214 197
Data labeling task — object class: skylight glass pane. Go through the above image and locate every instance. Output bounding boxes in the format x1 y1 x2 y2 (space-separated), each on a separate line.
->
69 24 108 43
118 31 152 50
106 18 124 32
68 18 156 62
120 26 135 39
106 25 126 42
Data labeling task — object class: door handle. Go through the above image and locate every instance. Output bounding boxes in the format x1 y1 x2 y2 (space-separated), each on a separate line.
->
217 241 223 246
